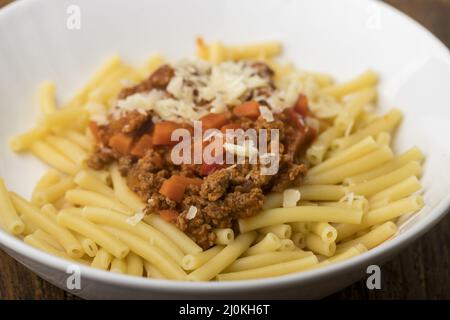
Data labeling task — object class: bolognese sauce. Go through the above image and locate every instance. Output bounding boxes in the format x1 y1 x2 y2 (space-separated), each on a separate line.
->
87 60 317 249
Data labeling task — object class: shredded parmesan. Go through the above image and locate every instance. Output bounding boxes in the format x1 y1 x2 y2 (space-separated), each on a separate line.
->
113 59 276 123
203 130 223 142
283 189 301 208
259 152 276 165
186 206 198 220
259 106 274 122
105 59 323 126
120 79 136 87
126 211 145 226
85 102 108 125
223 140 258 159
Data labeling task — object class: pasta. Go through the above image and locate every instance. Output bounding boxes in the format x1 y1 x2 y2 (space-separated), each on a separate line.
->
225 251 313 273
213 228 235 245
325 244 368 264
10 193 83 258
242 233 281 257
182 246 224 270
187 232 256 281
370 176 422 203
334 87 376 130
239 206 363 232
0 39 427 282
0 178 25 235
144 261 166 279
305 233 336 257
291 232 306 249
102 226 187 280
91 248 112 270
65 189 133 215
336 195 424 241
331 109 403 151
45 135 88 165
307 136 378 175
216 255 319 281
32 176 75 207
9 126 49 152
31 170 61 198
306 127 344 165
74 233 98 258
61 130 93 151
321 70 378 98
33 229 65 251
344 146 424 184
305 146 394 185
24 233 72 260
110 258 127 274
308 222 337 242
258 224 292 239
74 170 115 197
126 252 144 276
291 222 310 234
20 214 38 236
336 222 397 252
278 239 296 251
143 215 202 255
346 161 421 197
30 141 79 175
82 206 185 265
109 165 145 212
38 81 57 115
57 209 129 259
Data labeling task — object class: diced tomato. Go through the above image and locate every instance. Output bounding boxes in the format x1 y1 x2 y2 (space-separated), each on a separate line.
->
159 176 187 202
130 134 153 157
153 121 184 145
158 210 179 224
172 175 203 187
285 107 306 132
294 94 310 117
220 123 241 133
233 101 260 119
200 112 229 130
159 175 203 202
181 123 194 135
199 163 225 176
108 133 133 154
89 121 101 141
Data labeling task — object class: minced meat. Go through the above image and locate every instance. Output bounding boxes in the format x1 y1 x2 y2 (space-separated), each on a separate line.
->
87 60 316 249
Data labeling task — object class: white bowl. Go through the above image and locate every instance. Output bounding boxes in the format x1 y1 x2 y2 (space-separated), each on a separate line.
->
0 0 449 299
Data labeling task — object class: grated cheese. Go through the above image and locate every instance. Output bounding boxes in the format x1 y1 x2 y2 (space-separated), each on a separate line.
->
186 206 198 220
223 140 258 159
283 189 301 208
107 59 320 126
259 106 274 122
85 102 108 125
126 211 145 226
114 59 275 123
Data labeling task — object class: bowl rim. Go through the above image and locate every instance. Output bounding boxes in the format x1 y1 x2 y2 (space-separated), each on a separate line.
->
0 0 449 293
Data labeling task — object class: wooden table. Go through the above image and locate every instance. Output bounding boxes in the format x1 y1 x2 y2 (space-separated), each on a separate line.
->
0 0 449 299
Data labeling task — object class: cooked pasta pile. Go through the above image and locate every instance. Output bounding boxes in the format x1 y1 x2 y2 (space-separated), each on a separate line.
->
0 39 424 281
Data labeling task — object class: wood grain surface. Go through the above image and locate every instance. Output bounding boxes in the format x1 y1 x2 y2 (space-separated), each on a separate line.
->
0 0 449 300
